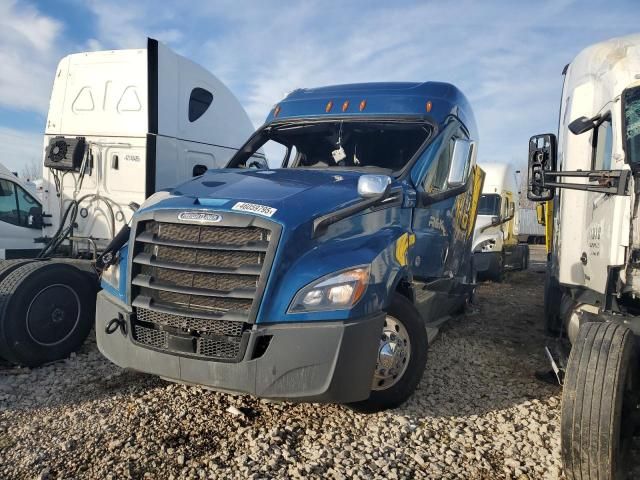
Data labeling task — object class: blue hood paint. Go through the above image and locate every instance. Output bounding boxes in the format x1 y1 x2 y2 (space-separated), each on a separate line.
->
147 168 375 229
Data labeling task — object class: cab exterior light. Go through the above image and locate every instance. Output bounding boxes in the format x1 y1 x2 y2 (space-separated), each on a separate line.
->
274 104 281 117
359 99 367 111
288 266 370 313
342 100 350 112
325 100 334 113
426 101 433 112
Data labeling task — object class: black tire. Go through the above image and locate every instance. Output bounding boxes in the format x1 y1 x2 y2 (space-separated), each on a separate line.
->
347 293 428 413
523 245 530 270
561 322 639 480
487 254 504 282
0 259 38 282
0 262 98 367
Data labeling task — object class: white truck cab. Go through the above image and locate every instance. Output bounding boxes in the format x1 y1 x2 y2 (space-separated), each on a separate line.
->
472 162 528 280
0 39 256 368
527 33 640 480
0 163 44 259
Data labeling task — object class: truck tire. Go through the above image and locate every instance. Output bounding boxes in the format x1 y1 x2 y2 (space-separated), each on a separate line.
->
521 245 530 270
0 259 38 282
487 254 504 282
346 293 428 413
561 322 638 480
0 262 98 367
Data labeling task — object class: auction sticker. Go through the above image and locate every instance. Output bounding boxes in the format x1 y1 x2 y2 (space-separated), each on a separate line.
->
232 202 277 217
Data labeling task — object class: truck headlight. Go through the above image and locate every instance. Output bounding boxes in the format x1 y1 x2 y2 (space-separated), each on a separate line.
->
474 239 496 253
288 266 370 313
101 258 121 290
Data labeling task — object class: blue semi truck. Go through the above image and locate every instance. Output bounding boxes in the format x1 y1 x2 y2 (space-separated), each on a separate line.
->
96 82 484 411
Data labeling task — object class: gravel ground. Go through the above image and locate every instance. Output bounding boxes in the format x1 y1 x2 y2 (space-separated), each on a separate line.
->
0 245 635 479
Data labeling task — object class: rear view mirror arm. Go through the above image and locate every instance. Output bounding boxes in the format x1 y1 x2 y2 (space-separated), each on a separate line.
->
479 214 514 233
540 169 630 196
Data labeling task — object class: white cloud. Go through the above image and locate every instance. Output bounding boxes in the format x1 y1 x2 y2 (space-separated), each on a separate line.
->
0 127 43 174
0 0 63 113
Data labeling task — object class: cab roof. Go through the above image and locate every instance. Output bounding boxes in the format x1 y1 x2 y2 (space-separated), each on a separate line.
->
264 81 477 139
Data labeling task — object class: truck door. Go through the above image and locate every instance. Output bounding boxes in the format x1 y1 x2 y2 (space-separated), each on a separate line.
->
580 114 629 294
0 178 43 258
411 124 478 281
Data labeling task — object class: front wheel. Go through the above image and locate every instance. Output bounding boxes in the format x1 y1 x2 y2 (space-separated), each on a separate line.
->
561 322 638 480
347 293 428 413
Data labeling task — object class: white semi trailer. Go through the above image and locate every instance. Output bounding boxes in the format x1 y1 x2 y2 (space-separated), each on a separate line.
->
472 162 528 281
528 33 640 480
0 38 256 367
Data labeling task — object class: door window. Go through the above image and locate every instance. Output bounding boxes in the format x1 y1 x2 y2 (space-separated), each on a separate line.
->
0 179 19 226
15 185 39 227
592 118 613 170
423 137 454 193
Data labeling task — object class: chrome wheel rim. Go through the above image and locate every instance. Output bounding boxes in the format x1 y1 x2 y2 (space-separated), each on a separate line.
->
371 315 411 391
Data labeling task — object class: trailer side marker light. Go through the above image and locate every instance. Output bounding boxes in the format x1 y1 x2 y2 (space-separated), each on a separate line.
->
426 101 432 113
274 104 281 117
325 100 334 112
342 100 350 112
359 99 367 111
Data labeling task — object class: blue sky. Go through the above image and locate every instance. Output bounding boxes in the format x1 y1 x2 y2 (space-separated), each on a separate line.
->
1 0 639 174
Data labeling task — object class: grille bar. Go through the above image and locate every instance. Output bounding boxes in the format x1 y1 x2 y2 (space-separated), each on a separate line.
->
133 252 262 276
136 231 269 252
132 274 257 299
132 296 250 322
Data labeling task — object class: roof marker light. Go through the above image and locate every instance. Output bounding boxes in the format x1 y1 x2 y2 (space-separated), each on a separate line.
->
426 101 432 113
274 104 281 117
342 100 350 112
359 99 367 111
325 100 334 112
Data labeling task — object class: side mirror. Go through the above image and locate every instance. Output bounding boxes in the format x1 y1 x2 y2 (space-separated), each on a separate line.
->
568 115 600 135
527 133 557 201
447 139 472 187
192 164 208 177
27 206 43 229
357 174 391 199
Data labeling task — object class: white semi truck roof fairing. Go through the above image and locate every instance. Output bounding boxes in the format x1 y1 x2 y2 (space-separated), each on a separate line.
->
41 39 256 250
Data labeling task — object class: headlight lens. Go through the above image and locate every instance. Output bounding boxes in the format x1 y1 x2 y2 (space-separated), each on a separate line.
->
101 257 121 290
288 266 370 313
474 239 496 253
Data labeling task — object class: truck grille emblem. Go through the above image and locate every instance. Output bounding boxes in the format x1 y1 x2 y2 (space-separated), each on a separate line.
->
177 211 223 223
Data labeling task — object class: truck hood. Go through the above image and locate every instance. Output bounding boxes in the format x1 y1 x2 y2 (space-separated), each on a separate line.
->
150 168 377 227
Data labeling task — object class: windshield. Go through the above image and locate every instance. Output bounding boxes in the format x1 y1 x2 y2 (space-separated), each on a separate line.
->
230 120 432 175
478 194 501 216
624 86 640 165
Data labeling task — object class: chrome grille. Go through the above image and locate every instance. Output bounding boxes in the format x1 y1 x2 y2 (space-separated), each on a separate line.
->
130 217 275 362
197 337 242 359
136 307 245 336
133 325 168 349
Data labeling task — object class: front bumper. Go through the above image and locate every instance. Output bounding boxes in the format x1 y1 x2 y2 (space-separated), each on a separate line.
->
473 251 501 273
96 291 385 403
